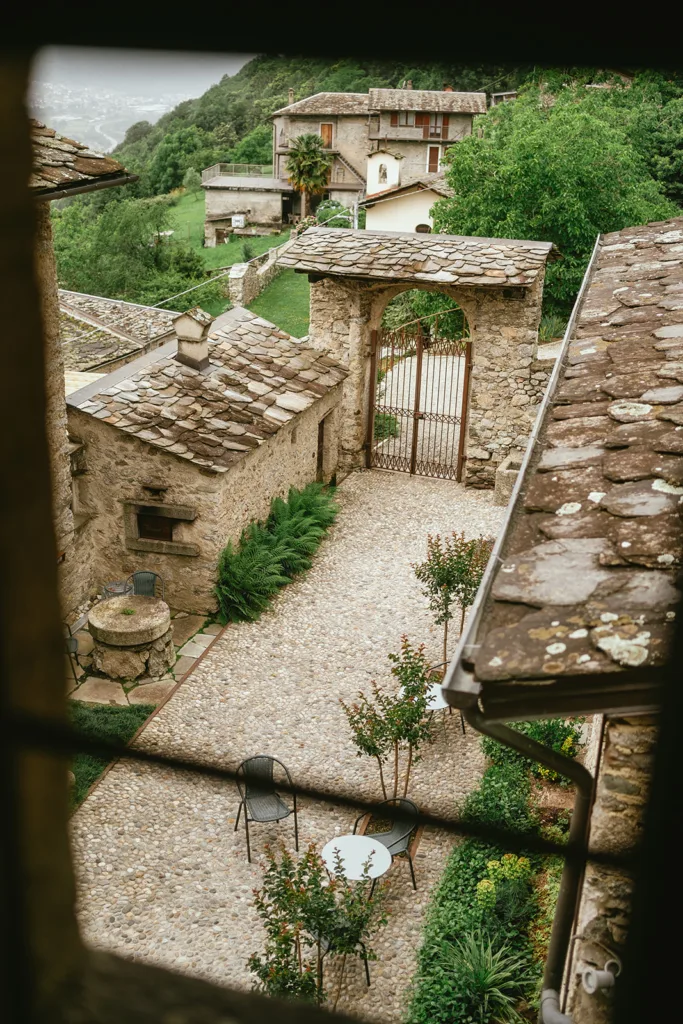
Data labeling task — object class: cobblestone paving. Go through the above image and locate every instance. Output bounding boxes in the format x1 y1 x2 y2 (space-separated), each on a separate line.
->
72 470 504 1022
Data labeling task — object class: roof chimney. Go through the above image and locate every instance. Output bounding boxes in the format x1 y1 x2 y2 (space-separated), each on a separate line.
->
443 83 453 92
288 88 294 104
174 306 213 371
405 80 413 90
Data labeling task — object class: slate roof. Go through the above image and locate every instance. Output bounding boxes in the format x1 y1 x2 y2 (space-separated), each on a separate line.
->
272 93 369 116
30 120 134 198
361 172 454 204
278 228 556 287
368 88 487 114
59 292 180 372
457 217 683 718
66 308 347 474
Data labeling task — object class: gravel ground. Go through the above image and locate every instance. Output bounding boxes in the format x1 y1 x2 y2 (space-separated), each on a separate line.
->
71 469 504 1022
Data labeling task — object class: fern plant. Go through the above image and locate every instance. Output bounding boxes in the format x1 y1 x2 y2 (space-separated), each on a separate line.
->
215 483 338 623
439 930 536 1024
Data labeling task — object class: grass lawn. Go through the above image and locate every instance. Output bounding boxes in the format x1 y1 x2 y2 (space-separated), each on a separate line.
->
69 701 156 808
168 191 293 317
247 269 310 337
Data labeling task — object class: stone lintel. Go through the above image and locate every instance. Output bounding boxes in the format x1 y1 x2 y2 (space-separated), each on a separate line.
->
122 500 197 521
125 536 200 558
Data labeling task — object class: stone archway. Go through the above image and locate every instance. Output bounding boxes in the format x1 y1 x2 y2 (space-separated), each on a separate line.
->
279 229 556 487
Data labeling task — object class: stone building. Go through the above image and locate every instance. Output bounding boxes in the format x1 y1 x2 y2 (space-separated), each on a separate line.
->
278 227 556 485
360 171 453 233
443 217 683 1023
60 290 181 398
66 307 346 613
30 120 137 619
203 86 485 239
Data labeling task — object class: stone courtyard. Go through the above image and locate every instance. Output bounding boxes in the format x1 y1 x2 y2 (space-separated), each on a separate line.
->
71 470 504 1021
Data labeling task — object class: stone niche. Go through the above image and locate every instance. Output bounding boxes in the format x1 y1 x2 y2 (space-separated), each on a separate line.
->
88 595 176 681
494 453 523 506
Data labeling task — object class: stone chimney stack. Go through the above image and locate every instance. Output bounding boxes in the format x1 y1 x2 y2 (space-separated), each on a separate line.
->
288 88 294 104
443 83 453 92
174 306 214 371
405 80 413 90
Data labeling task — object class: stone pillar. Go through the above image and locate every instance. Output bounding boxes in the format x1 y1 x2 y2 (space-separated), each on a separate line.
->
565 715 658 1024
33 200 81 617
308 276 375 472
464 273 545 488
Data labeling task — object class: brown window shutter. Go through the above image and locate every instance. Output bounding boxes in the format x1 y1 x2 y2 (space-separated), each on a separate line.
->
443 115 450 127
415 112 429 127
390 112 398 127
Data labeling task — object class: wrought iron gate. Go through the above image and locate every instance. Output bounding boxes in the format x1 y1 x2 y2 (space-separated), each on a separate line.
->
365 324 472 481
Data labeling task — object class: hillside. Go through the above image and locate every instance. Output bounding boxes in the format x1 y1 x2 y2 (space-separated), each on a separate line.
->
112 55 528 194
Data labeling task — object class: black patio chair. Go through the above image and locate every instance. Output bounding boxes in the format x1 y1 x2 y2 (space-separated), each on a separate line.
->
234 755 299 863
353 797 419 892
127 570 164 599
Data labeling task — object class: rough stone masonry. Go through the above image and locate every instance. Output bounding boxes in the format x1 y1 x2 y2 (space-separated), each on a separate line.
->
278 228 557 486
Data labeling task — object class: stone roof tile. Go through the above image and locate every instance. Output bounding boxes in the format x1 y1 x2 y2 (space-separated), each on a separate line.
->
471 216 683 693
278 228 556 287
30 120 133 197
67 308 347 473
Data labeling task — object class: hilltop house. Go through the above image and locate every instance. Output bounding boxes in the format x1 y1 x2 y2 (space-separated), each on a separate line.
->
203 85 485 244
66 307 346 613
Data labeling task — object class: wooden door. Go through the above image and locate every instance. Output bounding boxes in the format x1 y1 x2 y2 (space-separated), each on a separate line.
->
427 146 440 173
320 123 333 148
316 417 325 481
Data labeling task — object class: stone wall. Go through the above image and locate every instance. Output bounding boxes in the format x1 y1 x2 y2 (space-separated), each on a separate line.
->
204 188 282 245
228 238 294 307
34 202 82 618
66 386 342 613
307 273 546 484
274 114 369 182
564 715 658 1024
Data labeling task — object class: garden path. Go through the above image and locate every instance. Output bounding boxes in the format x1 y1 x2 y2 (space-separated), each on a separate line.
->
71 469 504 1022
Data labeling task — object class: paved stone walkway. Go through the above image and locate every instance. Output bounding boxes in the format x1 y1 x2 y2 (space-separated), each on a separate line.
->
71 470 504 1022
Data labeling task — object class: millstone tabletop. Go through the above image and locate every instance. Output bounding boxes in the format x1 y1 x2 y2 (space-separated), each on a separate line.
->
88 595 171 647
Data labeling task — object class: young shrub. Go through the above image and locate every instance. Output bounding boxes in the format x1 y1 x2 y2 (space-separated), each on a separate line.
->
437 930 537 1024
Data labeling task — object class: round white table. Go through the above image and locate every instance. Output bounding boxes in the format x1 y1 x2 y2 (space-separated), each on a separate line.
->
322 834 392 881
400 681 449 710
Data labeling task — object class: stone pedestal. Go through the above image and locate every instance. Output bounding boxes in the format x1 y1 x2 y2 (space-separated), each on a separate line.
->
88 595 175 681
494 453 523 506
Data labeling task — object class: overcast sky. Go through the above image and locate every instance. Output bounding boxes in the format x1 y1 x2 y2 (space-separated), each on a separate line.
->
32 47 255 98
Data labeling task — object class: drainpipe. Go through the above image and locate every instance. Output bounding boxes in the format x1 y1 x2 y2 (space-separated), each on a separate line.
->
464 706 595 1024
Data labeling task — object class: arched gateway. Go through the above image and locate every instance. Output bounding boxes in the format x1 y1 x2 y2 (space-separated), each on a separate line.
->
278 228 556 487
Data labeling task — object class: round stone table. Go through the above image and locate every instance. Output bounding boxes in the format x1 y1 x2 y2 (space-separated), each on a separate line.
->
88 595 175 681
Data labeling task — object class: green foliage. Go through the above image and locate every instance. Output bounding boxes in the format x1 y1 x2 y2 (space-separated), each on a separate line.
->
340 638 433 799
382 290 467 341
413 532 494 663
230 123 273 164
462 762 539 837
481 718 585 785
248 842 386 1004
68 701 155 807
285 134 333 217
539 312 567 341
146 125 218 195
433 82 678 315
438 930 537 1024
51 194 217 310
182 166 202 198
241 240 256 261
215 483 338 623
373 412 399 440
316 198 353 228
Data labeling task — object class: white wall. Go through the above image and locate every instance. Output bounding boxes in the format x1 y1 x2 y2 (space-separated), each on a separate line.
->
365 189 438 233
366 152 401 195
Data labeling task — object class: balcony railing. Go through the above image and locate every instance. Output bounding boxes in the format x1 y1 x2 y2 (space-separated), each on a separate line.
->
202 163 274 181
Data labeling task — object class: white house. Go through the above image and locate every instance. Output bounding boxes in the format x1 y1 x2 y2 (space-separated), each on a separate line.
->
359 172 453 233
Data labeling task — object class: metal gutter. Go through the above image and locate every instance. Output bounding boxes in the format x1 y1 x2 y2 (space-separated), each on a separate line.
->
464 706 595 1024
441 232 603 712
34 173 139 202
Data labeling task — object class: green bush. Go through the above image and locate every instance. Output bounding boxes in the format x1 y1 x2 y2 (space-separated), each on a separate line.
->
462 761 539 837
373 412 399 440
215 483 338 623
438 930 538 1024
69 701 156 807
241 240 256 261
481 718 585 785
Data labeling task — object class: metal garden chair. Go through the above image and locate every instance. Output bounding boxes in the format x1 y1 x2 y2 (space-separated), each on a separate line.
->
353 797 419 892
316 921 372 987
127 570 164 599
234 755 299 863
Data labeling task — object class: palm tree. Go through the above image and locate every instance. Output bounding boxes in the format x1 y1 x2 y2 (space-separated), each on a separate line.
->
285 134 333 219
